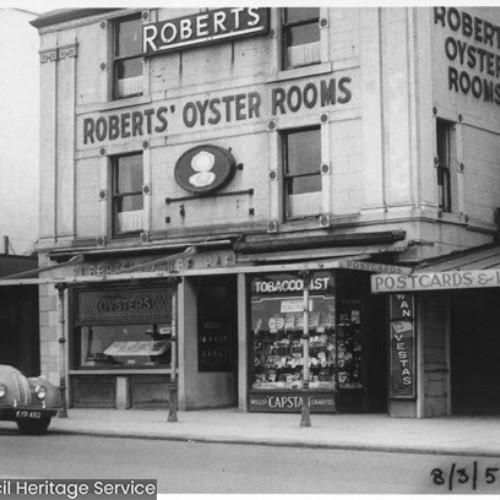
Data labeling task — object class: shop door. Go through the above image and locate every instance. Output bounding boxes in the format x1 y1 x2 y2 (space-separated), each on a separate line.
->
365 294 388 413
197 275 238 405
451 289 500 415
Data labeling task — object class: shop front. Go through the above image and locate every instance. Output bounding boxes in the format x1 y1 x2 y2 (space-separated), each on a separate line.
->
30 245 399 414
248 269 387 414
371 244 500 417
69 281 176 409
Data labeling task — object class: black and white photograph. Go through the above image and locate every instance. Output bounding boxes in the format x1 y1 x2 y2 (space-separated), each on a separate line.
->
0 0 500 497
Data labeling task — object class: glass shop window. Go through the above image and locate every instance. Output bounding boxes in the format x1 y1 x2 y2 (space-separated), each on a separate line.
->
74 324 172 369
282 127 322 219
112 153 143 236
113 15 143 99
282 8 320 69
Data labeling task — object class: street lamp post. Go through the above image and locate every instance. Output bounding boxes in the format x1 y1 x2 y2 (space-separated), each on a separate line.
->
168 287 178 422
299 271 311 427
55 282 68 418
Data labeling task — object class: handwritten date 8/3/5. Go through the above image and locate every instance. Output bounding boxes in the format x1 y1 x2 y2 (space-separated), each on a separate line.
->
431 462 499 491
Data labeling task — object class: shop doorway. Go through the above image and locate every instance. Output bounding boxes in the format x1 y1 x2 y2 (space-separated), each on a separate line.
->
196 275 238 406
364 293 388 413
451 289 500 415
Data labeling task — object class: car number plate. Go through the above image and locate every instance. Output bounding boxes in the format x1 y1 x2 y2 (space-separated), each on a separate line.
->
15 410 42 419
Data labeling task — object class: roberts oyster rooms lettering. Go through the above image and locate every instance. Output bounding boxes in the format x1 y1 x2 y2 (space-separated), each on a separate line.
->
79 77 353 147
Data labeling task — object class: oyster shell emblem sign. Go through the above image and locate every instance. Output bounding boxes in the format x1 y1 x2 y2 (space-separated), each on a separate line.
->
174 145 236 194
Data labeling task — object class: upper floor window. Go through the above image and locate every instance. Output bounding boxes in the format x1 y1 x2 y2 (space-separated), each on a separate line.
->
113 15 143 99
436 119 455 213
282 8 320 69
282 127 321 219
112 153 143 236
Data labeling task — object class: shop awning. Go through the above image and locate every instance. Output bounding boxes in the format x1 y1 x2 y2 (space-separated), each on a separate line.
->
415 244 500 272
371 244 500 293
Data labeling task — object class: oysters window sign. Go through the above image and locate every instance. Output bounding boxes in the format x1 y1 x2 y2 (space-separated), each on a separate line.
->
143 8 269 56
174 145 236 194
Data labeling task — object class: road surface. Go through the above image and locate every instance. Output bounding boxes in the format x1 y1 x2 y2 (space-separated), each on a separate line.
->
1 428 499 494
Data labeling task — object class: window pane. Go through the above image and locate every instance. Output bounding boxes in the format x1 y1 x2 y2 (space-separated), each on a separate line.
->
116 57 142 80
116 154 143 193
76 325 171 369
116 17 142 57
288 174 321 195
286 129 321 176
288 23 320 46
285 8 319 24
117 194 143 213
436 121 450 165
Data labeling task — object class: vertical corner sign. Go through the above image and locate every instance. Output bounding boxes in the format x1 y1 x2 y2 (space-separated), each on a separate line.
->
143 8 270 57
389 294 416 399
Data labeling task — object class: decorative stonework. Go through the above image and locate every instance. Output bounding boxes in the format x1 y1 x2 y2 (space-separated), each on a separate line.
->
40 44 78 64
59 44 78 60
40 49 58 64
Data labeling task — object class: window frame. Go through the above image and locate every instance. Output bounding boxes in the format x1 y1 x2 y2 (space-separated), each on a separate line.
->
436 118 454 213
281 7 321 70
282 126 322 221
111 152 144 237
112 14 144 100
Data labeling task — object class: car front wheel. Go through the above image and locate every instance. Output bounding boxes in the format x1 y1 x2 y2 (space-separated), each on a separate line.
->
16 417 51 435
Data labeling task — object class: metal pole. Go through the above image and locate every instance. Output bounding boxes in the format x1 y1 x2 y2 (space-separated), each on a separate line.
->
55 283 68 418
168 288 178 422
300 272 311 427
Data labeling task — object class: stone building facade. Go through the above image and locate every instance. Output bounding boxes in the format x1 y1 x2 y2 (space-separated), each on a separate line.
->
30 7 500 416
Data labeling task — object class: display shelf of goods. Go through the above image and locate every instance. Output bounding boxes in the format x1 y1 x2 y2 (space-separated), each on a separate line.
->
336 300 364 389
252 309 337 391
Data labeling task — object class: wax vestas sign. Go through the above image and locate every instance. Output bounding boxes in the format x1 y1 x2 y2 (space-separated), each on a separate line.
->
389 294 416 400
143 8 269 56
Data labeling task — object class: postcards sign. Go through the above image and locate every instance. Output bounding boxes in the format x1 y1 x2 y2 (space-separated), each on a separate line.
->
143 8 269 56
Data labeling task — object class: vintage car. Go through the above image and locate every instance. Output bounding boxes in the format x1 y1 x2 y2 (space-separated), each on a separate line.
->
0 365 59 434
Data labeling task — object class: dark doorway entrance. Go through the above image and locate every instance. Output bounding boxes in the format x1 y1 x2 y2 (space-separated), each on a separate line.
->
197 275 238 405
451 289 500 415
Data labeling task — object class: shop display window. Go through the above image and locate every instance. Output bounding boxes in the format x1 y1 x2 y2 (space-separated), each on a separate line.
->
74 323 172 369
250 272 365 393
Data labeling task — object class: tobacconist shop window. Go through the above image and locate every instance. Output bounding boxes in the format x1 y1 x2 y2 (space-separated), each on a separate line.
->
436 118 456 213
282 8 320 69
282 127 321 220
112 152 144 236
113 15 143 99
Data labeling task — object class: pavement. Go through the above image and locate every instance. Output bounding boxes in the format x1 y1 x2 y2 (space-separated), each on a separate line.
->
6 407 500 457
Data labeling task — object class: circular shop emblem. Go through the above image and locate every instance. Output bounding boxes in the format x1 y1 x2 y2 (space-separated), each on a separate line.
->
174 145 236 194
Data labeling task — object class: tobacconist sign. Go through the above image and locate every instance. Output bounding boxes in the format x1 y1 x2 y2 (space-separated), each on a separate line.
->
389 294 416 399
143 8 269 56
249 391 336 413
